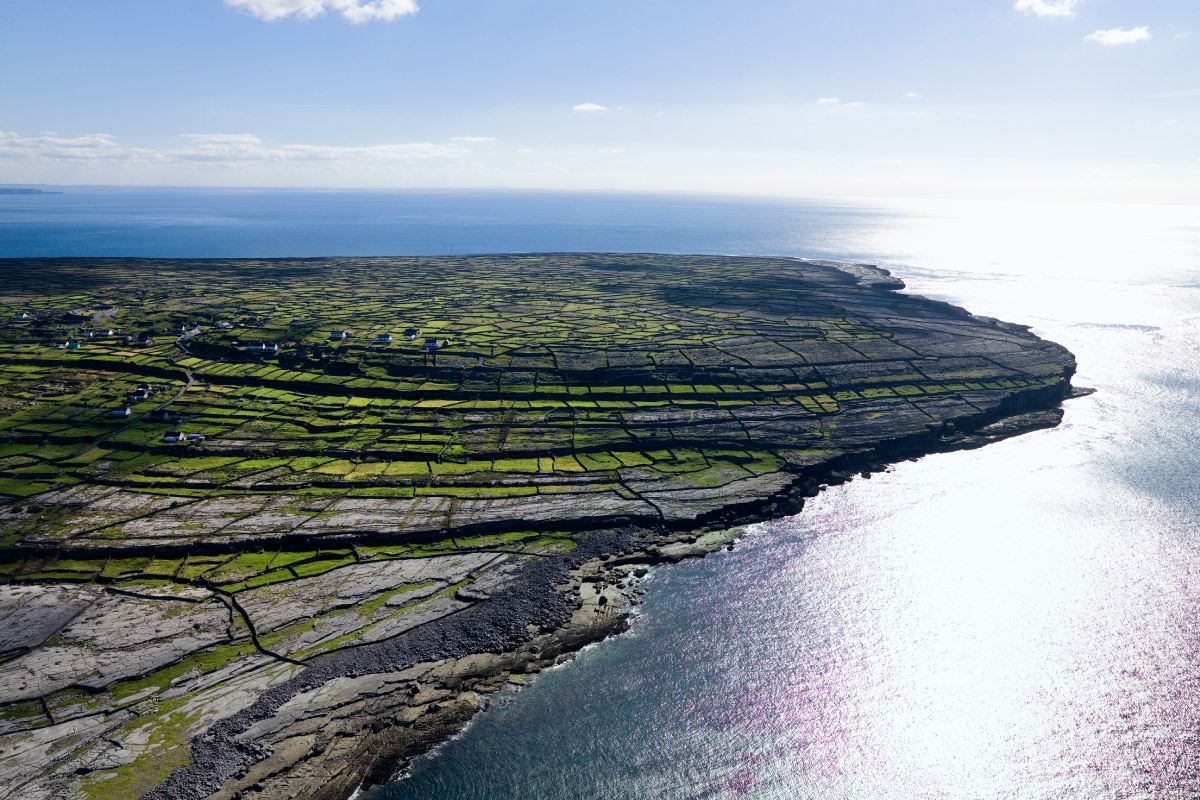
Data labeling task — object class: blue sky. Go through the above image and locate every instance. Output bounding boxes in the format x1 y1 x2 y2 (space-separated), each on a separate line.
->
1 0 1196 201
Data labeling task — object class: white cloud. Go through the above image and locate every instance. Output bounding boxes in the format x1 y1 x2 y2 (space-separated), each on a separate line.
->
270 142 463 161
224 0 418 23
174 134 267 162
1086 26 1152 45
1014 0 1082 19
817 97 840 104
572 103 608 112
449 136 496 143
904 92 921 99
181 133 263 144
0 131 136 161
1176 30 1193 39
0 130 464 166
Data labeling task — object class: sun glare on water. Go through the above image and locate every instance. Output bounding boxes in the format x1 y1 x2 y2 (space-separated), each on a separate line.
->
372 199 1200 800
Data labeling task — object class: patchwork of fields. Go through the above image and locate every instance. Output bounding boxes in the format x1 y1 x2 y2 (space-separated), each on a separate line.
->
0 255 1076 800
0 255 1070 549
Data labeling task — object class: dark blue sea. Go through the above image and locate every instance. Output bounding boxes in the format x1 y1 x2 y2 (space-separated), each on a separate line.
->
4 188 1200 800
0 187 887 260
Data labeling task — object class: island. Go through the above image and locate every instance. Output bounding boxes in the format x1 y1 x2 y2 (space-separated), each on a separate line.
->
0 254 1077 800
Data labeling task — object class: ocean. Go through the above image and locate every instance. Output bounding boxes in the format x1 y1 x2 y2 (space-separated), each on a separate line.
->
0 187 887 259
4 188 1199 800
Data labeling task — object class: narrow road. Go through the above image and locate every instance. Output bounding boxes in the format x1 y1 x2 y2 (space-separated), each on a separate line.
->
74 368 195 458
156 368 196 412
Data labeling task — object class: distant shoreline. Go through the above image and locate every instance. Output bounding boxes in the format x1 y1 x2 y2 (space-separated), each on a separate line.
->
0 188 62 195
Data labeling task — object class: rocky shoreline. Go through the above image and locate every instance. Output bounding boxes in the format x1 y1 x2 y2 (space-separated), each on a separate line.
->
146 402 1077 800
0 255 1082 799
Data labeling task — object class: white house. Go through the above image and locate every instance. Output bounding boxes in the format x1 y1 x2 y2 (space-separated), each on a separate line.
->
111 407 132 418
374 333 393 345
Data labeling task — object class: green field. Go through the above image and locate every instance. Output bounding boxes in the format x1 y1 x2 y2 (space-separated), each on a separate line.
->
0 254 1076 800
0 254 1073 556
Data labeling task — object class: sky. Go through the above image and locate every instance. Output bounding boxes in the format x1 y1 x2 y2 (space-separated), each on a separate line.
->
0 0 1197 202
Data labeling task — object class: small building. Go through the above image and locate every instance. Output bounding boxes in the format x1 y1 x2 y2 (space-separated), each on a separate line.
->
150 408 182 423
96 328 114 336
404 327 420 340
329 330 349 341
111 407 132 418
162 431 188 443
12 312 29 321
129 392 148 402
245 342 279 353
374 334 393 345
65 342 81 350
421 338 444 352
217 321 233 329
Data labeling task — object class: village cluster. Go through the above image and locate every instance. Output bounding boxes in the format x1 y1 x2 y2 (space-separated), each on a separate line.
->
4 307 463 446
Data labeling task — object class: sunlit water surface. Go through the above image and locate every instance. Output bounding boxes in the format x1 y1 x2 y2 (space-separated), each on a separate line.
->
361 200 1200 800
5 190 1198 800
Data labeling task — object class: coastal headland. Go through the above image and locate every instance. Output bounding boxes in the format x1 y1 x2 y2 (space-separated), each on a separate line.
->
0 254 1078 799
